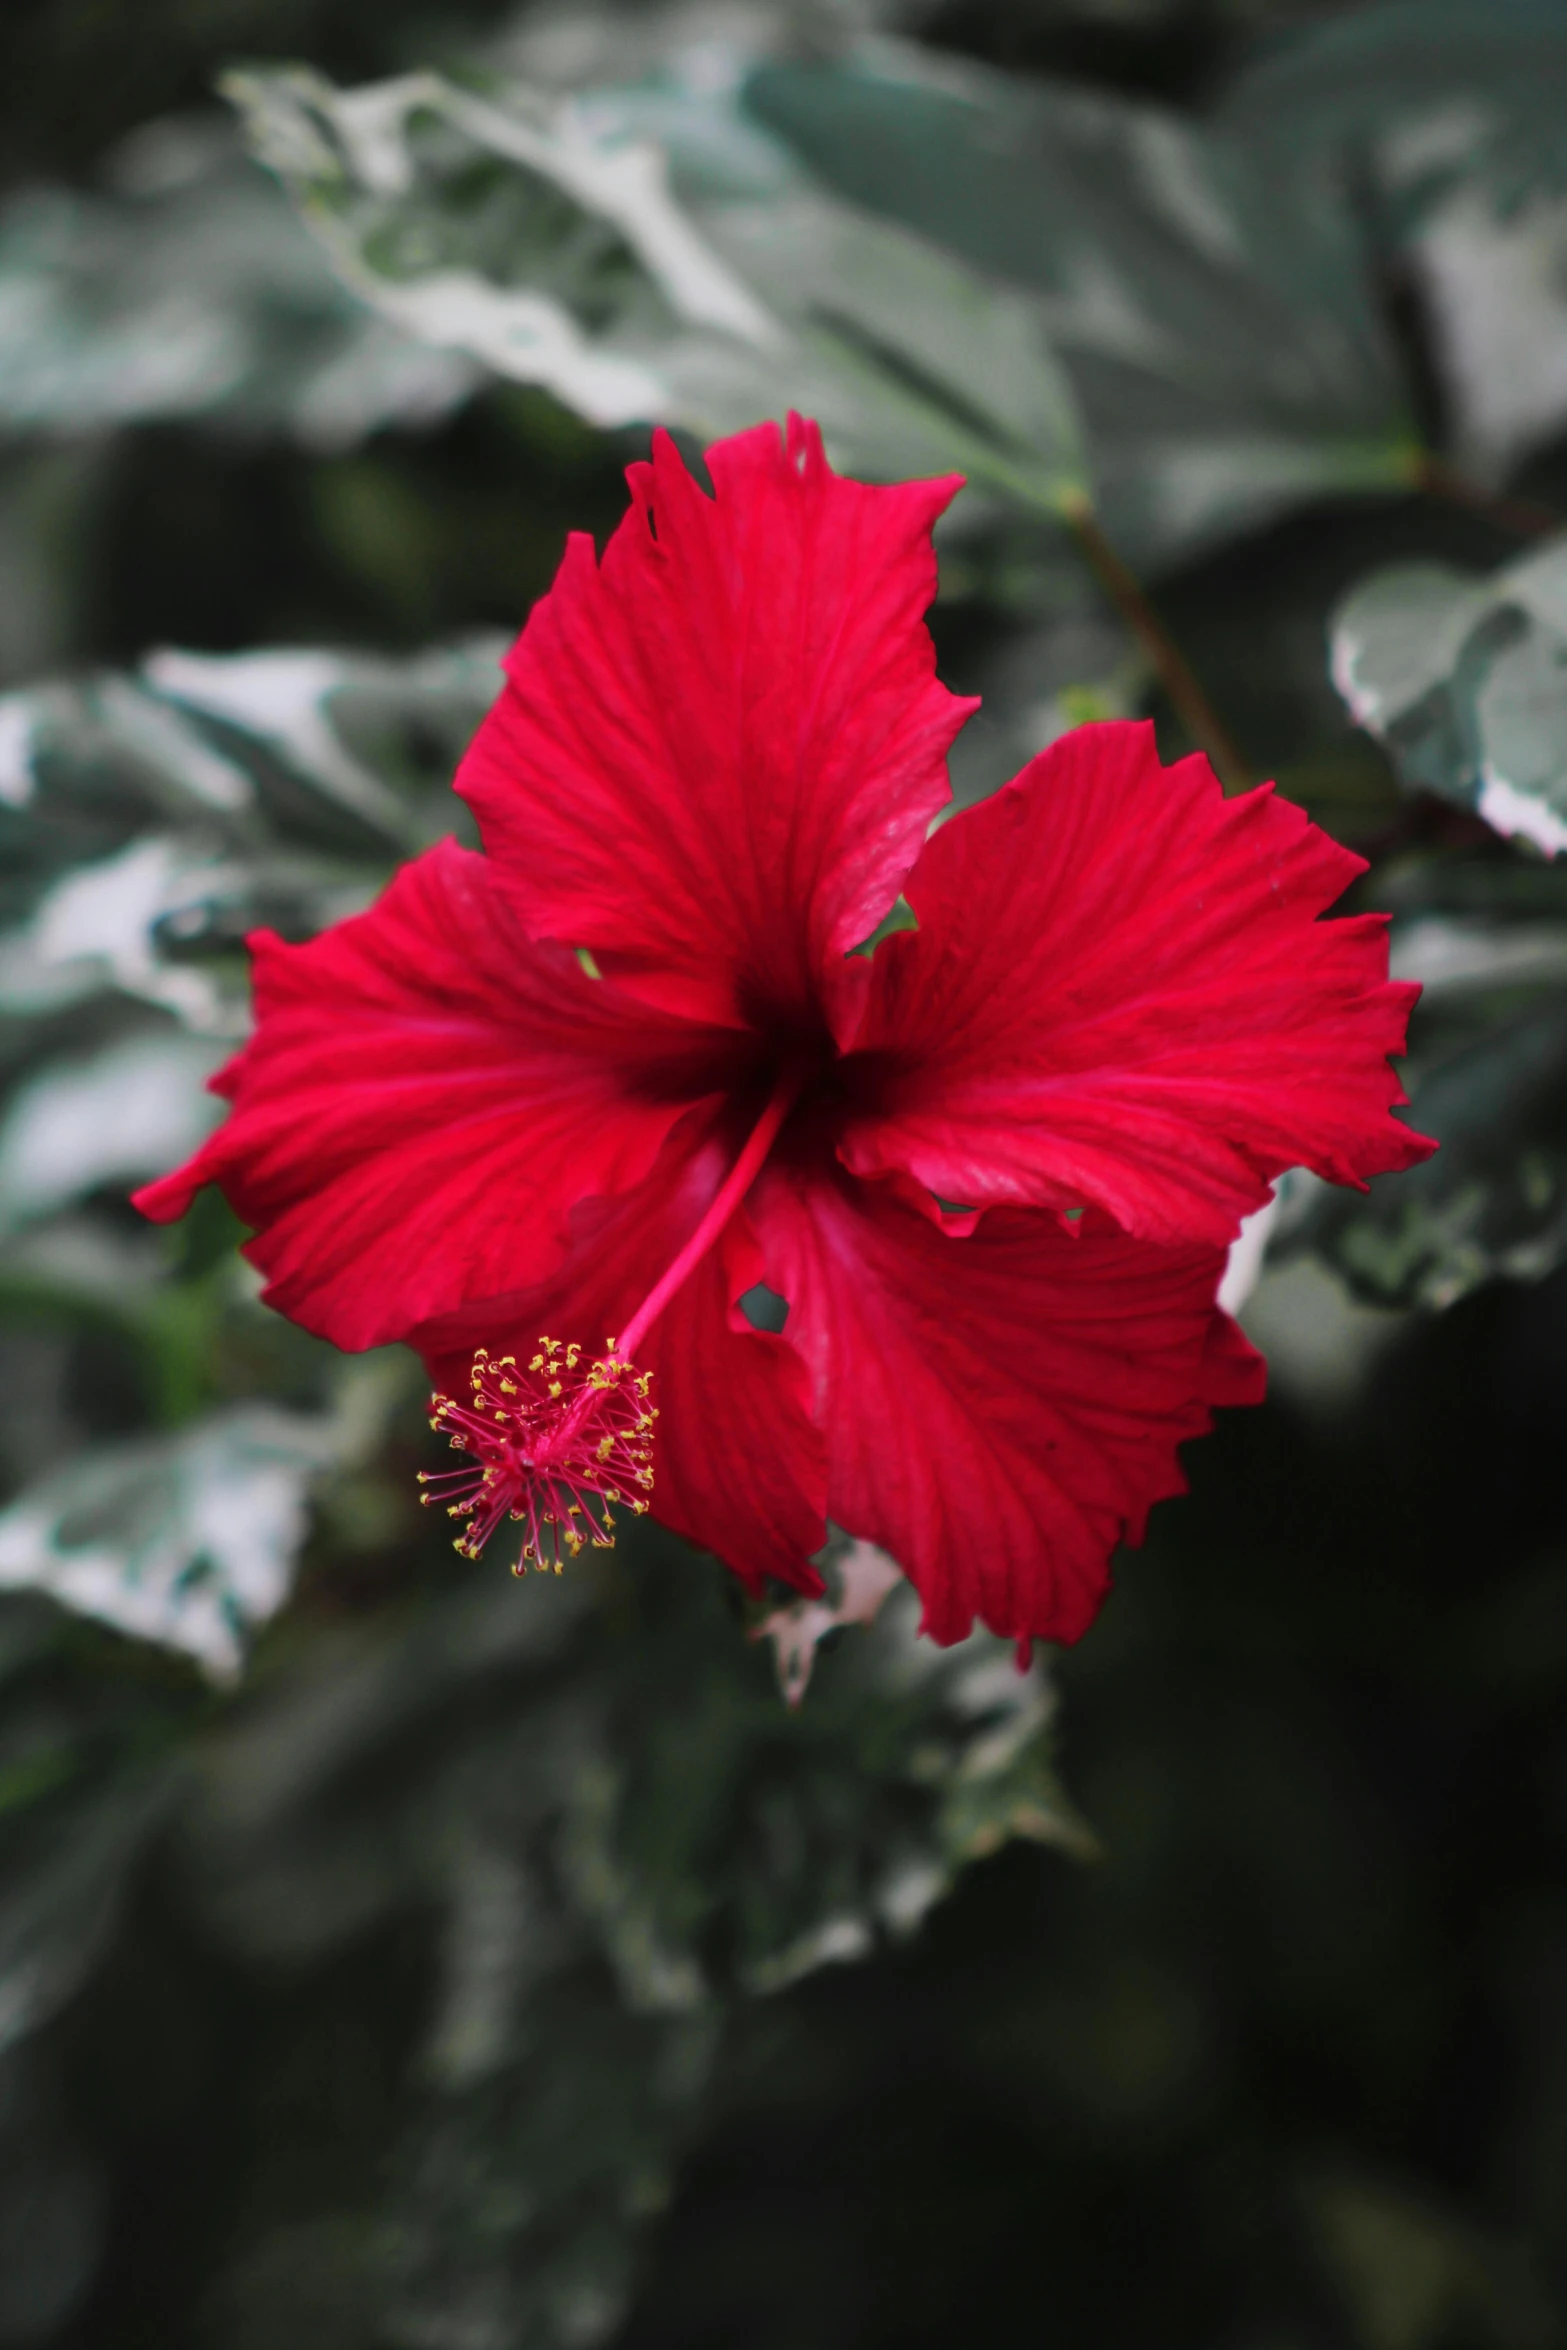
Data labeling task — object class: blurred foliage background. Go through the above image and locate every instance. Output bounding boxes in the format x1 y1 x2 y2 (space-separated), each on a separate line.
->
4 0 1567 2345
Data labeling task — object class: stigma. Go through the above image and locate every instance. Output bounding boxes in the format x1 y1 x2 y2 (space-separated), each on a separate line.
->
417 1340 657 1574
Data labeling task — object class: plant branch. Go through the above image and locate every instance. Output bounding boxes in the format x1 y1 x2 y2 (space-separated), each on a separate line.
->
1063 497 1254 792
1416 454 1562 541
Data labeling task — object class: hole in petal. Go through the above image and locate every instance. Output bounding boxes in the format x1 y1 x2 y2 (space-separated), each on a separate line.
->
739 1282 789 1334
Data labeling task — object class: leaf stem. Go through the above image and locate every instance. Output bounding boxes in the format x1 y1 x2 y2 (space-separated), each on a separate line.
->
1416 454 1561 541
1063 497 1253 792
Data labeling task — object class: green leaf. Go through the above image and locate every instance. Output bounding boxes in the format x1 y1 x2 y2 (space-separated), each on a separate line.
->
0 838 250 1034
184 1527 1078 1986
1219 0 1567 232
1220 0 1567 481
171 1527 1081 2342
1301 2160 1557 2350
0 1403 354 1679
0 1591 192 2059
0 1767 175 2054
1332 535 1567 857
0 625 508 1683
141 639 503 855
0 121 481 449
1283 989 1567 1309
0 1033 226 1232
1407 186 1567 484
1275 848 1567 1308
389 1966 718 2350
567 1533 1086 2008
741 46 1417 570
0 636 502 1024
225 63 1089 516
0 2043 107 2339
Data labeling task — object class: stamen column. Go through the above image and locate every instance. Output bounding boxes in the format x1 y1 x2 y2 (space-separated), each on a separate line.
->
419 1066 804 1573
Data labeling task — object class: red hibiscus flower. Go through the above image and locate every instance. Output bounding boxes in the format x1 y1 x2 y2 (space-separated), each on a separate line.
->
135 416 1430 1648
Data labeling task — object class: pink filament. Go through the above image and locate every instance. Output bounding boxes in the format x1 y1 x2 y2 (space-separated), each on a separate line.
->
420 1065 803 1573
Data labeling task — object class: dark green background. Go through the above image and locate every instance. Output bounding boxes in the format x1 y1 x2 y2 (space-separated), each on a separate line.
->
4 4 1567 2347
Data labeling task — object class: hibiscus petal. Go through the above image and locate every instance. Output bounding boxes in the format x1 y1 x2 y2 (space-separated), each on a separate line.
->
417 1121 828 1595
752 1162 1265 1646
134 840 741 1352
838 720 1433 1247
456 415 976 1026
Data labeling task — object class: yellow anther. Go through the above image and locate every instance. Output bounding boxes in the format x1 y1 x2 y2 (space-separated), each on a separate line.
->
421 1335 656 1584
